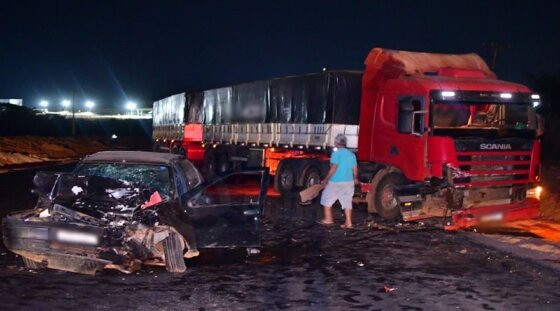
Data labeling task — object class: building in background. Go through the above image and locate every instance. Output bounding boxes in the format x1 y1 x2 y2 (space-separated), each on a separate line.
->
0 99 23 106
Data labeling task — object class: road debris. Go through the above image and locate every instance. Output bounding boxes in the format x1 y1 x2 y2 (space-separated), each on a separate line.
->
384 285 398 293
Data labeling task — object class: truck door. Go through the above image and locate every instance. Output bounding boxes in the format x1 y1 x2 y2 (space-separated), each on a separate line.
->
373 93 428 181
184 169 269 248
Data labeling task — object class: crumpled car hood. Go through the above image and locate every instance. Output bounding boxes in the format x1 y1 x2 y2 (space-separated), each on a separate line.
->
51 174 161 223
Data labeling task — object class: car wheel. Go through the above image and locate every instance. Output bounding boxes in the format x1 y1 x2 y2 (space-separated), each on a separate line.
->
163 231 187 273
22 256 43 269
374 172 406 221
274 161 295 194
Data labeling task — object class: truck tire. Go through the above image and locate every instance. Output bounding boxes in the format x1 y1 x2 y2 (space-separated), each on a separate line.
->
203 150 218 178
217 153 230 174
302 165 322 189
374 172 406 221
22 257 43 269
163 231 187 273
274 161 295 194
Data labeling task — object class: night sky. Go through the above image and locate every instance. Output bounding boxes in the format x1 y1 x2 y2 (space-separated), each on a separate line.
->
1 0 559 110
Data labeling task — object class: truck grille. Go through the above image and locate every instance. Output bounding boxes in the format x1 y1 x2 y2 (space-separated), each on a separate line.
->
453 151 531 188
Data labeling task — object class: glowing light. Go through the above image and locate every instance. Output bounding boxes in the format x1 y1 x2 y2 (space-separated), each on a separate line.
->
61 99 71 108
111 134 118 139
441 91 455 97
500 93 512 99
531 94 540 100
126 101 137 110
85 100 95 109
526 186 543 200
39 100 49 107
533 101 540 108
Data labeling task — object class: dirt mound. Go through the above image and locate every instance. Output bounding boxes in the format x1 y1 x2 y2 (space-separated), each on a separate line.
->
0 136 105 166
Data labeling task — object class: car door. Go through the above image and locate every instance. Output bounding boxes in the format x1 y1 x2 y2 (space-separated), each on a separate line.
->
183 169 269 248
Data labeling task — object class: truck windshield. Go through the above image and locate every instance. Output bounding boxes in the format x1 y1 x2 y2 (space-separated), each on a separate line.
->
75 163 173 198
432 102 536 131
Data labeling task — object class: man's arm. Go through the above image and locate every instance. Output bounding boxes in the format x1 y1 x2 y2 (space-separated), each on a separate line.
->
321 163 338 186
353 165 359 185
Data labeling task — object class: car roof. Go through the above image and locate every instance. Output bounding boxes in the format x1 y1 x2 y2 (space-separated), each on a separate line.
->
81 151 183 165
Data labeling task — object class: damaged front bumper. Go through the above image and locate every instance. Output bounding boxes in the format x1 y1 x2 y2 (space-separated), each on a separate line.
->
2 210 174 275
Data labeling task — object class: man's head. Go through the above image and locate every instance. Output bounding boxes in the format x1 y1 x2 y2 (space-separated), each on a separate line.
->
334 134 347 148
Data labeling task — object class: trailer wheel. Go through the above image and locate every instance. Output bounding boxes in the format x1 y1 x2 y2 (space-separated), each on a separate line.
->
163 231 187 273
217 153 230 174
22 257 43 269
302 165 322 189
203 150 218 178
274 161 295 193
374 172 406 221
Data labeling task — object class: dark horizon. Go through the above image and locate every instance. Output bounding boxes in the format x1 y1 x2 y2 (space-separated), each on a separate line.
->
1 0 559 110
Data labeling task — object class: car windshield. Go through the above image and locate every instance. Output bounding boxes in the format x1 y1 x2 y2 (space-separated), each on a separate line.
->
75 163 173 197
432 101 536 130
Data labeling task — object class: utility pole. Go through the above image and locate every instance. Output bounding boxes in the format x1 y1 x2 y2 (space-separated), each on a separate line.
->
72 89 76 137
482 42 510 70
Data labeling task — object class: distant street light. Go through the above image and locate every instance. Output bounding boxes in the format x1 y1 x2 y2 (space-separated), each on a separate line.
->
85 100 95 110
126 101 137 111
61 99 71 110
39 100 49 108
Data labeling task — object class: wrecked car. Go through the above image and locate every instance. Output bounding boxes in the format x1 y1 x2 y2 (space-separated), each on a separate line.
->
2 151 269 275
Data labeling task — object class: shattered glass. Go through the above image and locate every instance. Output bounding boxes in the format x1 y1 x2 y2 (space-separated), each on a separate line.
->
75 163 173 197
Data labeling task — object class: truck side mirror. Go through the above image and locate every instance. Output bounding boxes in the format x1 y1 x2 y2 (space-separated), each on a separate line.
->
536 113 544 138
398 97 426 136
398 99 414 134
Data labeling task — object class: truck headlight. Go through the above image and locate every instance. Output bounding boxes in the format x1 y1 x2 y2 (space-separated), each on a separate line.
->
56 230 99 245
526 186 543 200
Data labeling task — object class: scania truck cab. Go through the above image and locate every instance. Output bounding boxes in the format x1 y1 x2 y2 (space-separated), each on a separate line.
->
358 49 541 226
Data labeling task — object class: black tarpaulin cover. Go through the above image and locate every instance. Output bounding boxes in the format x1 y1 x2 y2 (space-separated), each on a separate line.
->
198 71 362 125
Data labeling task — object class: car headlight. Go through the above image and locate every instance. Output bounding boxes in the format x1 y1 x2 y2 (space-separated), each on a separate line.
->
56 230 99 245
526 186 543 200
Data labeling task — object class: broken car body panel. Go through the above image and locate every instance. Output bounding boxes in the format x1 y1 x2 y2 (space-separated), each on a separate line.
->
2 151 269 274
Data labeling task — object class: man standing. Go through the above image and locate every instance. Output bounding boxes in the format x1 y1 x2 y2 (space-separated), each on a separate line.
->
318 134 358 229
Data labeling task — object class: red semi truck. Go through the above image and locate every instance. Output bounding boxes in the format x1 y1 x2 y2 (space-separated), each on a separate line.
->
153 48 543 228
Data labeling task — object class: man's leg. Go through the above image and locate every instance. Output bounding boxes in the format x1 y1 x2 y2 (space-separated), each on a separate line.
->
340 183 354 228
319 183 335 224
322 205 334 224
343 208 352 227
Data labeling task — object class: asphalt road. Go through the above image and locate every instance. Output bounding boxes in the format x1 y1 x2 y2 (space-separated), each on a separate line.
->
1 167 560 310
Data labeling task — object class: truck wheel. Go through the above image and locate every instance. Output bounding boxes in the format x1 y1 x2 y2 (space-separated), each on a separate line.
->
302 165 322 188
217 153 230 174
203 150 218 178
22 257 43 269
163 231 187 273
374 172 406 221
274 161 295 193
